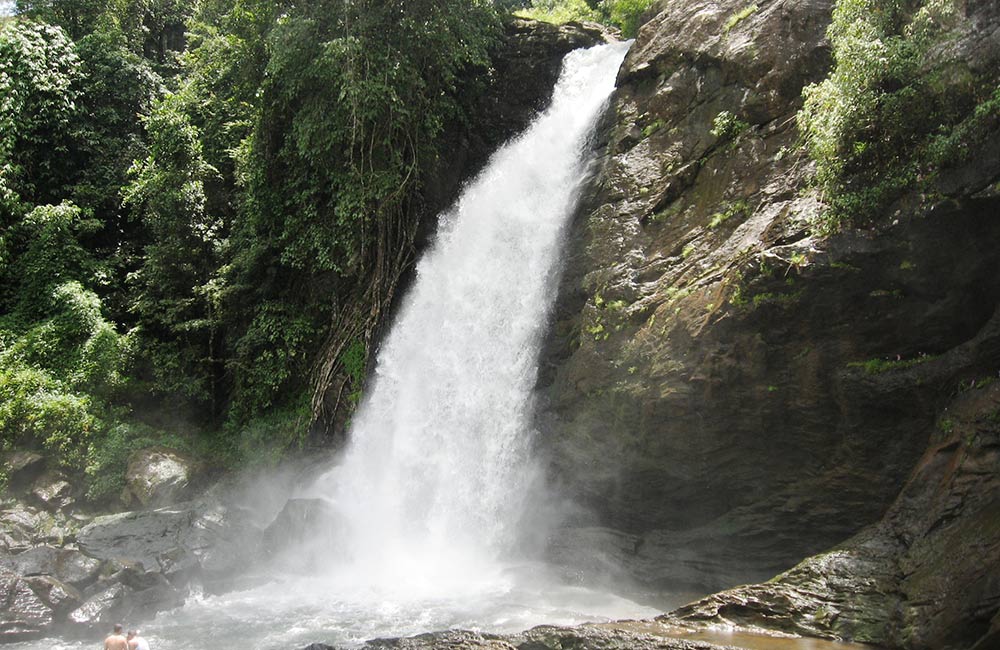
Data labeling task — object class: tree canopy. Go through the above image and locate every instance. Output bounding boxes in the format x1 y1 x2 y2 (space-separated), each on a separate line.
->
0 0 507 499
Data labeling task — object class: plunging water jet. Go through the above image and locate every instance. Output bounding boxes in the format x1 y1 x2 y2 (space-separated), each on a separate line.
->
288 39 636 603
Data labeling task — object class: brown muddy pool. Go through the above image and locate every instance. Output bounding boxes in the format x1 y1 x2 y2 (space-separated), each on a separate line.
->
604 620 884 650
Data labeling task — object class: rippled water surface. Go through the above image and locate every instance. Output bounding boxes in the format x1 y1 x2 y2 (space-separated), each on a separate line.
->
13 564 665 650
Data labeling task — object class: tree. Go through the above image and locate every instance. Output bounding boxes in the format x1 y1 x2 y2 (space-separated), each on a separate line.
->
123 94 226 409
0 20 81 210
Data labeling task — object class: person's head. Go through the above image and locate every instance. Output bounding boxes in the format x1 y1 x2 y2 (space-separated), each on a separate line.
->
127 630 136 640
113 624 123 635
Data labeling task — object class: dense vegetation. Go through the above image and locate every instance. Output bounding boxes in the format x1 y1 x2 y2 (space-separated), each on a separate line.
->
514 0 657 38
799 0 999 228
0 0 509 499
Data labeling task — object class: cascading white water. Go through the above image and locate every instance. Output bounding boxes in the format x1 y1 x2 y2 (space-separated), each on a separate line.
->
301 39 633 596
8 41 662 650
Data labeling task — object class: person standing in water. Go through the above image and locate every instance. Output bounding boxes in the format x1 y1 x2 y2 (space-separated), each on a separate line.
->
126 630 150 650
104 624 128 650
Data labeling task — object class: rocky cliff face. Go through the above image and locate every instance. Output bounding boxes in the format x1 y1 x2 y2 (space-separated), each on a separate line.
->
537 0 1000 646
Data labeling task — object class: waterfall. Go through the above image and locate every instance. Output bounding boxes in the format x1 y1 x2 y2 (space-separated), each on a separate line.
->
5 41 657 650
303 41 632 597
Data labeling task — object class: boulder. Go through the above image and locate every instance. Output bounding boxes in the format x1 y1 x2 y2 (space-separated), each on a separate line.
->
662 379 1000 649
77 508 194 571
67 582 125 626
261 498 342 561
122 446 202 508
29 471 74 512
185 501 264 585
0 503 64 549
0 569 54 640
76 499 263 591
2 451 45 493
0 545 102 588
23 575 82 616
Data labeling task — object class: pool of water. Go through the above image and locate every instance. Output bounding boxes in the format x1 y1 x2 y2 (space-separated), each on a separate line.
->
609 620 884 650
8 563 665 650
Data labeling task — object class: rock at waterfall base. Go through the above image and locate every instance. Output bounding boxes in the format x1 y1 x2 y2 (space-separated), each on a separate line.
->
122 447 203 508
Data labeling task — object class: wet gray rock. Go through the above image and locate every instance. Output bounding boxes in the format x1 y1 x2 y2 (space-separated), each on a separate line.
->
23 575 82 616
68 582 125 626
77 508 194 571
2 451 45 492
115 567 185 620
30 471 74 511
76 499 262 590
0 569 54 639
0 503 65 549
663 381 1000 650
262 498 341 559
0 545 102 588
122 446 202 508
351 625 735 650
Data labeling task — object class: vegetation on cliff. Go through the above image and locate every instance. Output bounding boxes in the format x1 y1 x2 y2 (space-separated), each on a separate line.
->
799 0 1000 228
515 0 656 37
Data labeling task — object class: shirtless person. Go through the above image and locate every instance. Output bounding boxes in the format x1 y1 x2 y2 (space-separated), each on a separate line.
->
126 630 150 650
104 624 128 650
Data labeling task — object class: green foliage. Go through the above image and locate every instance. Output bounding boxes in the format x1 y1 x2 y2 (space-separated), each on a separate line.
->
603 0 656 37
223 0 501 419
0 363 98 467
217 400 310 469
516 0 656 38
228 301 319 418
0 0 512 492
0 202 98 321
123 94 225 374
14 0 109 40
708 199 747 228
0 20 81 208
710 110 749 141
723 3 758 33
72 27 161 217
926 87 1000 168
797 0 986 229
848 352 937 374
516 0 600 26
3 281 136 393
340 339 367 406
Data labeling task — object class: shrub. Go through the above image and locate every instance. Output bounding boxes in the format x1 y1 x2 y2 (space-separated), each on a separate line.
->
797 0 977 229
710 110 749 141
0 363 99 468
516 0 657 38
